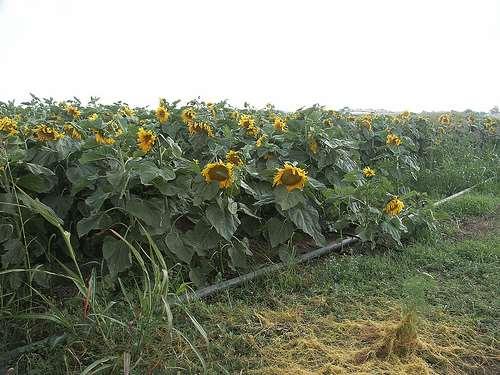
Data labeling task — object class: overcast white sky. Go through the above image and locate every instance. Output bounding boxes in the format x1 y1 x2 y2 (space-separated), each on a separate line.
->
1 0 499 112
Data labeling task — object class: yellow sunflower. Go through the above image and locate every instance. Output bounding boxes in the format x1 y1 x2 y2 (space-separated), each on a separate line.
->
0 117 18 136
95 131 115 145
256 134 267 148
181 107 196 124
308 137 318 154
156 105 170 124
63 124 82 140
273 163 308 192
323 118 333 127
201 161 234 189
384 197 405 216
273 116 287 132
121 106 135 117
188 122 215 137
239 114 260 136
34 125 64 142
88 113 99 121
137 127 157 153
400 111 411 121
65 104 81 118
386 133 402 146
438 113 451 126
226 150 243 166
362 166 376 177
358 115 372 130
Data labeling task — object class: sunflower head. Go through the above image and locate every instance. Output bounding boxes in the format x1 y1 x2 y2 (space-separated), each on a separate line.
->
400 111 411 121
438 113 451 126
362 166 376 177
384 197 405 216
239 114 260 136
181 107 196 124
95 131 116 145
323 118 333 127
256 134 267 148
201 161 234 189
273 163 308 192
188 122 214 137
358 115 372 130
0 117 18 136
386 133 402 146
273 116 287 132
156 106 170 124
226 150 243 166
63 124 82 140
308 137 318 154
121 106 135 117
137 127 157 153
65 104 81 118
88 113 99 121
34 125 64 142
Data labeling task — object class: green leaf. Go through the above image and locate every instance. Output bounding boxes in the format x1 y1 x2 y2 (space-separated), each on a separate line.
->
278 244 295 263
165 229 194 264
273 186 305 210
137 161 175 185
193 181 219 205
228 243 249 270
24 163 55 176
77 212 113 237
0 224 14 243
102 237 132 278
17 174 56 193
184 221 220 256
266 217 295 247
1 239 25 268
85 189 111 212
287 204 325 246
205 204 240 241
126 198 169 230
381 220 402 244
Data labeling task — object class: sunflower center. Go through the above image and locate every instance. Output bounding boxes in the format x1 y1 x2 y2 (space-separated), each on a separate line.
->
208 165 229 181
281 170 302 186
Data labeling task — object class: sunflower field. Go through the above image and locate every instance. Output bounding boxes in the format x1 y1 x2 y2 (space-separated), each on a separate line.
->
0 96 498 291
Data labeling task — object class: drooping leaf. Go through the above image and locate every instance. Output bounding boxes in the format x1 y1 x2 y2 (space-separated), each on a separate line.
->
1 239 25 268
102 236 132 278
77 212 113 237
287 204 325 246
205 204 240 241
17 174 56 193
273 186 305 210
165 228 194 264
266 217 295 247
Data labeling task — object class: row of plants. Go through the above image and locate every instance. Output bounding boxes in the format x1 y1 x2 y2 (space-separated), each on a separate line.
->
0 96 498 291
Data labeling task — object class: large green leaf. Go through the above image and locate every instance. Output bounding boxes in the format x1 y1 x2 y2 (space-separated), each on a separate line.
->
287 204 325 246
228 242 249 270
102 236 132 278
184 221 220 256
0 224 14 244
136 160 175 185
1 239 25 268
77 212 113 237
205 204 240 241
17 174 56 193
266 217 295 247
165 228 194 264
125 198 169 230
85 188 111 213
273 186 305 210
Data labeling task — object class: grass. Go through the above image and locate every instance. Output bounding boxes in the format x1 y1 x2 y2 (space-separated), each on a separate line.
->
1 187 499 374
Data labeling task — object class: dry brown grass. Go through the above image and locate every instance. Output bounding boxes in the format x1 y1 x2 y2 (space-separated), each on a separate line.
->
233 303 500 374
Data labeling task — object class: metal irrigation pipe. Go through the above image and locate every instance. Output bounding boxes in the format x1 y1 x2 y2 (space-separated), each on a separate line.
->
177 178 493 303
